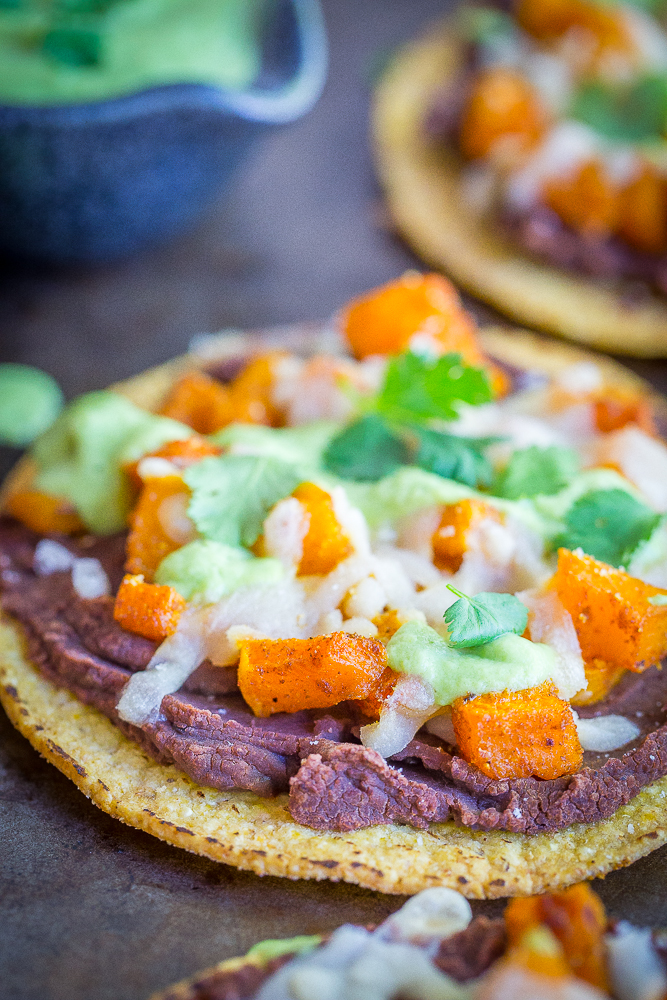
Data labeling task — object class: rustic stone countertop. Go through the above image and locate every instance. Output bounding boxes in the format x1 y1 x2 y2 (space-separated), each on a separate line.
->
1 1 667 997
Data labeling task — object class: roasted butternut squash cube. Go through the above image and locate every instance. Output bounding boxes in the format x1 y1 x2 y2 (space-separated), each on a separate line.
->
517 0 632 61
571 658 626 707
459 67 546 161
451 682 583 780
619 166 667 256
552 548 667 673
432 499 502 573
228 352 284 427
544 160 619 238
5 489 84 536
124 435 221 488
114 573 185 643
293 482 353 576
125 475 192 581
506 883 608 991
160 371 235 435
594 387 656 435
237 631 388 717
343 272 482 361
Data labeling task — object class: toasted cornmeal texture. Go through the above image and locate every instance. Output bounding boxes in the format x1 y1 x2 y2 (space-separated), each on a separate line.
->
372 27 667 357
451 682 583 780
3 617 667 900
553 549 667 673
237 632 387 717
113 574 185 643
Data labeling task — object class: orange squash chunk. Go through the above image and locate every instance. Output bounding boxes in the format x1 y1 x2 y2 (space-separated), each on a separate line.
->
160 371 235 435
506 883 608 991
5 489 84 536
619 166 667 256
571 658 627 707
353 665 399 719
459 67 546 161
432 499 502 573
125 435 221 488
125 475 191 581
552 548 667 674
544 160 619 238
113 573 186 643
343 272 481 360
237 632 389 717
517 0 632 60
228 352 285 426
292 482 353 576
594 387 656 435
451 682 583 780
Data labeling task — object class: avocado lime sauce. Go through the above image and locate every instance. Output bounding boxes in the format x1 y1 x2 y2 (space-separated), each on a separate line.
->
0 0 269 105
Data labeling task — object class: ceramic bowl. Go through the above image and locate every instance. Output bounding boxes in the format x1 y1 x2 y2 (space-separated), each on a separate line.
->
0 0 327 264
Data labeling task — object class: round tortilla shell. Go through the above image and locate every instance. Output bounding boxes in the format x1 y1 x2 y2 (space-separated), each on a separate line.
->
372 27 667 358
2 326 667 900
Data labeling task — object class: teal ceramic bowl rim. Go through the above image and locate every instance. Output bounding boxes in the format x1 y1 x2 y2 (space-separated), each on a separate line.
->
0 0 328 126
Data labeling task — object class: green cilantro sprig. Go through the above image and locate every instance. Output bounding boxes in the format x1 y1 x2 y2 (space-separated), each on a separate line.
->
376 351 492 424
322 349 496 483
571 75 667 143
493 446 579 500
555 488 660 568
443 585 528 648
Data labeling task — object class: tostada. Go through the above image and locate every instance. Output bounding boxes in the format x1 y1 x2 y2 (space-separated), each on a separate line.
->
373 0 667 357
3 273 667 898
154 881 666 999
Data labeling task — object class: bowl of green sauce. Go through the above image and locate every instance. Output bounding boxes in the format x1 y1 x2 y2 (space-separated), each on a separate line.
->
0 0 327 263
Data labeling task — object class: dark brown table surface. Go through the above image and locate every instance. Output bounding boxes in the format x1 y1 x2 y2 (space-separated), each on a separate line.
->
2 2 667 998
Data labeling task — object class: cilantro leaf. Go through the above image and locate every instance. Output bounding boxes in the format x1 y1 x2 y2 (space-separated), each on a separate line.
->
493 446 578 500
413 427 496 488
184 454 302 548
322 414 410 481
444 586 528 648
376 351 492 425
571 75 667 143
555 488 660 567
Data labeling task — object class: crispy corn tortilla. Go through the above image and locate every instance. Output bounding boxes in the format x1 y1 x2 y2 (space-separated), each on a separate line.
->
373 27 667 358
2 326 667 900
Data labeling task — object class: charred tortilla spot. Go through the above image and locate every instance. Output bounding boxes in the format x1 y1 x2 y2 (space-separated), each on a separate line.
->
46 738 87 777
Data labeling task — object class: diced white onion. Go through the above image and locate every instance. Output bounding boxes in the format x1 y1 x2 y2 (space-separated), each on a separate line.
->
592 426 667 512
71 558 110 599
340 617 378 638
555 362 603 396
157 493 197 546
262 496 309 570
361 674 436 758
377 888 471 949
331 486 372 558
574 713 640 752
606 923 667 1000
34 539 76 576
136 456 180 480
117 611 207 726
518 588 586 701
425 711 457 746
395 506 441 560
343 576 387 621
